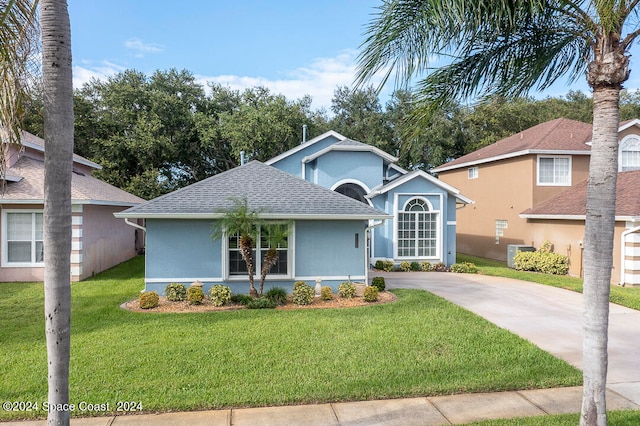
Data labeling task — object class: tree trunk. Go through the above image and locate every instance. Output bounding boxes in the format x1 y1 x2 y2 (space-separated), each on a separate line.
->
580 85 620 426
240 235 257 296
259 248 279 296
40 1 74 425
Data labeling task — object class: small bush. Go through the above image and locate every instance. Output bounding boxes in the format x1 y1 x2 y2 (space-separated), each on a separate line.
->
338 282 356 298
381 260 394 272
139 291 159 309
292 281 314 305
230 294 253 305
209 284 231 307
363 286 379 302
186 286 204 305
246 297 276 309
420 261 433 272
513 251 569 275
265 287 288 306
432 262 448 272
399 261 412 272
410 261 421 271
450 262 478 274
371 276 386 292
164 283 186 301
374 260 385 270
321 286 334 301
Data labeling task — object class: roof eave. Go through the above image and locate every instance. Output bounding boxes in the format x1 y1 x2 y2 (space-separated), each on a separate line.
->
114 212 392 220
520 213 639 221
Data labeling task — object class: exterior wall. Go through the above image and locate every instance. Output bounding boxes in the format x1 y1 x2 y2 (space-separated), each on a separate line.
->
268 134 341 177
80 204 139 280
0 203 45 282
311 151 383 192
623 224 640 286
526 218 628 284
144 218 368 294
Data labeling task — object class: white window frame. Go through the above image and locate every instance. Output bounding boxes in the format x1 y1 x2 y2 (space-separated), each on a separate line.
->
468 166 478 179
395 197 440 260
537 155 572 186
495 219 508 244
1 209 45 267
223 222 294 281
619 135 640 172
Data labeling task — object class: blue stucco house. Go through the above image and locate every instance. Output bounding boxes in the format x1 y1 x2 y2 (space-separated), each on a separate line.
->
116 131 471 294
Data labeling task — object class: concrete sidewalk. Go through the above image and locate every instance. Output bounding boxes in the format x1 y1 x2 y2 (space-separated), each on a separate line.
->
3 386 637 425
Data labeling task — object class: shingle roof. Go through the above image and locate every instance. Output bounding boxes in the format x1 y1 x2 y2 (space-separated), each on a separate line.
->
16 130 102 169
116 161 391 219
1 156 144 206
520 170 640 219
432 118 593 172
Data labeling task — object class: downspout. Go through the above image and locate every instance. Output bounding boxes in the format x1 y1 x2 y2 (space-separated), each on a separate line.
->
620 224 640 286
365 220 386 285
124 218 146 232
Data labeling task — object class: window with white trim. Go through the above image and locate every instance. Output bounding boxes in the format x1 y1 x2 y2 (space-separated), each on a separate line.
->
537 156 571 186
620 136 640 172
228 223 289 277
468 166 478 179
397 198 438 258
2 211 44 266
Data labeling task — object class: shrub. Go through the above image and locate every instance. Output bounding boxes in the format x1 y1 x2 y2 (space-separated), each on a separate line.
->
513 251 569 275
382 260 394 272
371 276 386 292
450 262 478 274
338 281 356 298
399 261 412 272
410 261 421 271
246 297 276 309
321 286 334 301
164 283 186 301
374 260 385 270
139 291 159 309
432 262 449 272
292 281 314 305
209 285 231 307
265 287 288 306
186 286 204 305
363 286 379 302
420 261 433 272
230 294 253 305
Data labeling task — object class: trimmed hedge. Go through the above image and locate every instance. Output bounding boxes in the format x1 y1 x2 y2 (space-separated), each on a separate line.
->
513 251 568 275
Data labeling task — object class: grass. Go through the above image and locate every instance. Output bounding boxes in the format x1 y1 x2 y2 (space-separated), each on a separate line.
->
457 254 640 311
466 410 640 425
0 256 581 420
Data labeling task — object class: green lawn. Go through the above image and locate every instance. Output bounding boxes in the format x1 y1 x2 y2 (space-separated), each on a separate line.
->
0 256 581 420
466 410 640 425
457 254 640 311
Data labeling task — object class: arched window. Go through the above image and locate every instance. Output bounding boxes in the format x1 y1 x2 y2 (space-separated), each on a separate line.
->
397 198 438 258
334 183 368 204
620 136 640 172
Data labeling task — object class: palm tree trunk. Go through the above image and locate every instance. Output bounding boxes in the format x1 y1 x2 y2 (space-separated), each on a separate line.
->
580 86 620 426
240 235 257 296
40 1 74 424
259 248 278 296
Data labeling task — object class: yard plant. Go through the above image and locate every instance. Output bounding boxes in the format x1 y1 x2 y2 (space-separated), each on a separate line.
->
0 257 581 421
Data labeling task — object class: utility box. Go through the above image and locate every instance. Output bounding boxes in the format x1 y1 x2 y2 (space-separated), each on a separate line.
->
507 244 535 268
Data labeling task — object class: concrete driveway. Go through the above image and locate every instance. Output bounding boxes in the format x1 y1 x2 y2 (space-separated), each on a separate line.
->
378 271 640 405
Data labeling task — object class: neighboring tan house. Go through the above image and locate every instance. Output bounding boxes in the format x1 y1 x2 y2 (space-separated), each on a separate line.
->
1 131 144 282
115 131 471 294
432 118 640 285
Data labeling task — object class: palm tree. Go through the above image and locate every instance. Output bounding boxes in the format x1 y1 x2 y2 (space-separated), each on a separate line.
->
258 222 290 296
212 196 261 296
356 2 638 424
0 0 38 174
40 0 74 424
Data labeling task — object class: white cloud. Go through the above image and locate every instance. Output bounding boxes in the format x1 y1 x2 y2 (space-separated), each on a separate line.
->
124 38 164 57
73 61 127 88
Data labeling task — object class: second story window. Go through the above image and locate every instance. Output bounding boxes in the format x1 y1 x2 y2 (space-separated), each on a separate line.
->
468 166 478 179
620 135 640 172
537 155 571 186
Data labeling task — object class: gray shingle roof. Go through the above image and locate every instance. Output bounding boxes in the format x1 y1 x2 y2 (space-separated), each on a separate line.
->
116 161 391 219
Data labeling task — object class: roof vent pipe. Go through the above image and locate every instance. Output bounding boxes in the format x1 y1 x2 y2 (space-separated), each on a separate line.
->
302 124 307 144
240 151 245 165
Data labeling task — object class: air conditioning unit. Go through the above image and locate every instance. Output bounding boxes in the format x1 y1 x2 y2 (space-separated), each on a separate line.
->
507 244 535 268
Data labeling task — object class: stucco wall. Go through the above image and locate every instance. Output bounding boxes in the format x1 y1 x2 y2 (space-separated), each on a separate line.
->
81 204 139 279
268 134 341 177
313 151 383 192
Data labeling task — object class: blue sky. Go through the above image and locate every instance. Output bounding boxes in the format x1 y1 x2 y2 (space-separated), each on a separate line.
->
68 1 639 111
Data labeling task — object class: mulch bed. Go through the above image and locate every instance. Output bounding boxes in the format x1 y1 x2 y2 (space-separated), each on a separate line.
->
122 291 397 313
